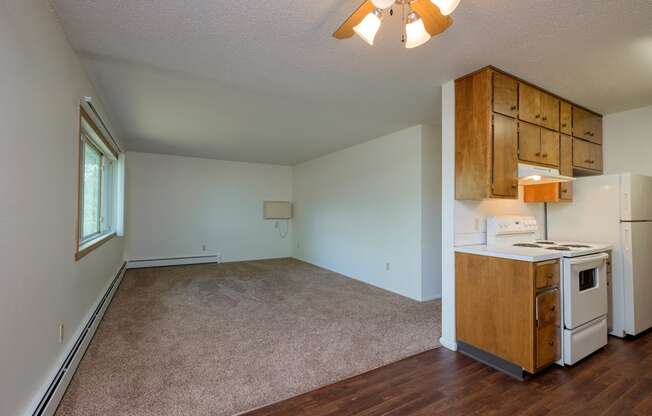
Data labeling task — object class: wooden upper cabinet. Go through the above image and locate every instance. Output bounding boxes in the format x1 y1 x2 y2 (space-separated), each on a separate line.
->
493 114 519 198
560 102 572 135
573 138 603 172
559 134 573 200
493 72 518 118
540 129 560 167
573 106 602 144
540 94 559 131
519 83 541 125
519 122 541 164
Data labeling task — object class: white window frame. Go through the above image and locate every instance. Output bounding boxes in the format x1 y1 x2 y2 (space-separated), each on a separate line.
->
76 108 118 260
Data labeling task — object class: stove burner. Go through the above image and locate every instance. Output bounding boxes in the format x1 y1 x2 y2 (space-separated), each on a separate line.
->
546 246 571 251
513 243 542 248
536 241 558 245
561 244 592 248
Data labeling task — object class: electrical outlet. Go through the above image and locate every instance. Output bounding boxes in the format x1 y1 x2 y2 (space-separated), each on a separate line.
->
202 244 206 252
58 323 64 344
386 262 391 271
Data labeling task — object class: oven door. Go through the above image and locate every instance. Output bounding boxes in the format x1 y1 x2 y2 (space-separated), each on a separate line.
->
563 253 609 330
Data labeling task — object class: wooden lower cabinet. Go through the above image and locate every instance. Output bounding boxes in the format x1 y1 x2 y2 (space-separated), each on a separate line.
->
456 253 561 374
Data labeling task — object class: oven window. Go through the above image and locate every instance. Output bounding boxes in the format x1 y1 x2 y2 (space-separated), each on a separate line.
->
579 269 598 291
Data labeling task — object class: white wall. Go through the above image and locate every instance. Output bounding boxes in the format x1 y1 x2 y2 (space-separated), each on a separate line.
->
0 2 125 415
292 125 441 301
125 152 293 262
421 125 443 300
604 105 652 176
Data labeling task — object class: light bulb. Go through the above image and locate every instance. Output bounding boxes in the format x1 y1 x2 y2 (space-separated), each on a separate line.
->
353 9 382 46
371 0 395 9
430 0 461 15
405 13 431 49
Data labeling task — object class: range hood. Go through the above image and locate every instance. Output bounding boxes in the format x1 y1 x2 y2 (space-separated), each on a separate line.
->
518 163 574 185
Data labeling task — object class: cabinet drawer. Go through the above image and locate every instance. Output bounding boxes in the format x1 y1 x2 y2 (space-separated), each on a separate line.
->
535 261 560 289
537 323 561 368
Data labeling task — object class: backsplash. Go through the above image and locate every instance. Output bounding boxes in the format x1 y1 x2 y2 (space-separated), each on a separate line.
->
454 189 545 246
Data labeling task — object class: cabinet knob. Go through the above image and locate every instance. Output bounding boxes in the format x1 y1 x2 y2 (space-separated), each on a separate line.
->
542 153 548 158
550 305 556 311
585 131 591 135
536 114 541 119
542 117 547 121
510 105 517 110
536 152 541 156
562 189 568 193
549 341 555 346
562 123 567 127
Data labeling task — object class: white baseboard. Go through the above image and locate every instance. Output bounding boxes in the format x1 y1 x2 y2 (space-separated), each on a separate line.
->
420 294 442 302
26 261 126 416
439 337 458 351
126 255 219 269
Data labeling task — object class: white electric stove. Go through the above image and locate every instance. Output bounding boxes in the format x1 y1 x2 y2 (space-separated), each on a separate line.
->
456 215 612 366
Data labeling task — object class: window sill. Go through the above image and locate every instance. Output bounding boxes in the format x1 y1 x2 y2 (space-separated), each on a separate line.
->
76 232 116 261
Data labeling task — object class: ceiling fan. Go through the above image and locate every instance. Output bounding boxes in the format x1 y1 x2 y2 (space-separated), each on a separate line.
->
333 0 460 48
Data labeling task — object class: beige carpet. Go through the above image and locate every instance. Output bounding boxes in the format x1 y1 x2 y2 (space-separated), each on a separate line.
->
55 258 441 416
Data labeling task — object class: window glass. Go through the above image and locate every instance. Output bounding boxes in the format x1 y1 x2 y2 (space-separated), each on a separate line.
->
82 140 102 240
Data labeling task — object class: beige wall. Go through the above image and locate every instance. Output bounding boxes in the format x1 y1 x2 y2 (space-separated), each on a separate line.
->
0 2 125 415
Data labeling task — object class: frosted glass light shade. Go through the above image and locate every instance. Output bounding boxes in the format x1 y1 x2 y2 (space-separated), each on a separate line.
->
405 17 431 48
430 0 461 15
353 11 382 45
371 0 395 8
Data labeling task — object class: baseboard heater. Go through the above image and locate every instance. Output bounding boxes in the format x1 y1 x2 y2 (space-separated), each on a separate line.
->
30 262 127 416
126 255 220 269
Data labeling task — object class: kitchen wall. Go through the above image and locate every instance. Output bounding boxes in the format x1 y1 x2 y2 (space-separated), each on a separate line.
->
0 2 125 415
292 125 441 301
604 105 652 176
125 152 293 262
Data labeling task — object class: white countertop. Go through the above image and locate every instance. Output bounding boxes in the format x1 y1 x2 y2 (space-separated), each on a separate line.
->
454 244 564 262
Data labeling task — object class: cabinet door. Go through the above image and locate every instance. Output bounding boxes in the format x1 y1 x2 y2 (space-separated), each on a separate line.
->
519 83 541 125
492 114 519 198
493 72 518 118
591 142 604 172
573 138 602 171
540 129 560 167
559 134 573 200
591 115 603 145
572 106 602 144
518 122 541 164
540 93 559 131
560 101 572 135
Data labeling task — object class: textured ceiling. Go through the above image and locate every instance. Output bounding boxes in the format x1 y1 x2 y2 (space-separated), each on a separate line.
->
50 0 652 165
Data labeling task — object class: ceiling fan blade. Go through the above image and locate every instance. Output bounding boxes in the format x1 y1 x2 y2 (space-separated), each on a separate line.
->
410 0 453 37
333 0 375 39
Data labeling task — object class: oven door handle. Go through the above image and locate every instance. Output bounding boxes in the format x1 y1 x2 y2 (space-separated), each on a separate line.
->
566 252 608 265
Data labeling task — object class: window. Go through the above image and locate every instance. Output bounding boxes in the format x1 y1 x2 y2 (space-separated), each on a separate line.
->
76 108 119 260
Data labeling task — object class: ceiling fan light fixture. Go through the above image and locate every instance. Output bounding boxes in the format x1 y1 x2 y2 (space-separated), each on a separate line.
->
353 8 383 46
404 12 431 49
429 0 461 15
371 0 395 9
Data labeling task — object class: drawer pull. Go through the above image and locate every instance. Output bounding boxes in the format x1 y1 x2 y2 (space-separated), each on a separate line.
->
562 123 567 127
542 117 547 121
550 305 556 311
510 105 517 110
542 153 548 158
536 114 541 119
548 341 555 346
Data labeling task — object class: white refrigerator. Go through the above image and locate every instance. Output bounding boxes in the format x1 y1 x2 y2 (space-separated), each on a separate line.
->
548 173 652 337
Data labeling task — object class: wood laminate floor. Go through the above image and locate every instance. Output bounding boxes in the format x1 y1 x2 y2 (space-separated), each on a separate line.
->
244 331 652 416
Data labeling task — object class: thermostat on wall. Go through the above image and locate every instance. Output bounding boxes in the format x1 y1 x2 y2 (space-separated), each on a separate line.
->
263 201 292 219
